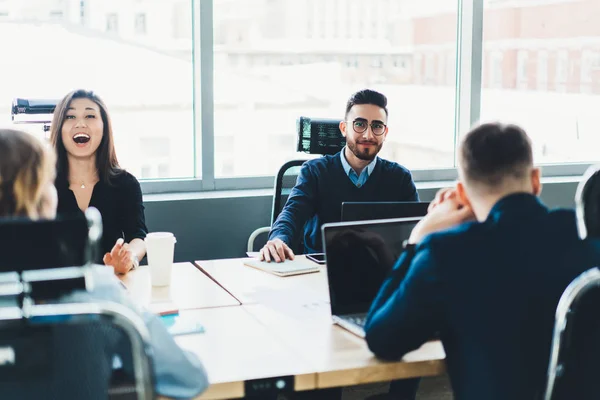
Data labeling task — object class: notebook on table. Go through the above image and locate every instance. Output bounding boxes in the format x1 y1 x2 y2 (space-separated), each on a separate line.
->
321 217 421 337
160 313 205 336
243 256 320 277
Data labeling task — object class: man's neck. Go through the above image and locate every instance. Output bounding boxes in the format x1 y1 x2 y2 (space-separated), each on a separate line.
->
344 146 371 176
68 155 98 182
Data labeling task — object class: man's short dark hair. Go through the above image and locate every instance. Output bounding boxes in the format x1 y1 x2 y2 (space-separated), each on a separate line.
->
459 122 533 187
345 89 388 118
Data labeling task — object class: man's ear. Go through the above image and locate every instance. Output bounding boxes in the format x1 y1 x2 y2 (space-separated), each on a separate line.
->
381 126 388 142
339 120 347 138
456 181 472 209
531 167 542 196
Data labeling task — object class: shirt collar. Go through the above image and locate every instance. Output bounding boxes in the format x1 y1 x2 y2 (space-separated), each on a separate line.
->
486 193 546 223
340 147 378 177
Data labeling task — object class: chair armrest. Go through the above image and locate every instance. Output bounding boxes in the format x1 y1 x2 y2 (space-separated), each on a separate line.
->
247 226 271 253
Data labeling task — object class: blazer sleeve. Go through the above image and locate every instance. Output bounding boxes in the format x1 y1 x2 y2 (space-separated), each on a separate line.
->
364 243 443 360
121 174 148 242
268 163 317 246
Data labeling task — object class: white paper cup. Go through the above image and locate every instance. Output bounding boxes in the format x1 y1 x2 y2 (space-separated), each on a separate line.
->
145 232 177 286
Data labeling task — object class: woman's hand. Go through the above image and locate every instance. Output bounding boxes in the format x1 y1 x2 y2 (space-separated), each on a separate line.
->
103 238 134 274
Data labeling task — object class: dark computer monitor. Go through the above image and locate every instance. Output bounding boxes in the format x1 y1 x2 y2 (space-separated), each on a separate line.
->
0 214 90 273
296 116 345 155
341 201 430 222
321 217 421 316
11 98 58 117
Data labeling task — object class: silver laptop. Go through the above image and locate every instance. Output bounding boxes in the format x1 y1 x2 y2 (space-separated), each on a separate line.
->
321 217 421 337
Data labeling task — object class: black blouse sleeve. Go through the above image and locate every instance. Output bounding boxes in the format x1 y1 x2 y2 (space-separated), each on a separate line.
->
120 173 148 243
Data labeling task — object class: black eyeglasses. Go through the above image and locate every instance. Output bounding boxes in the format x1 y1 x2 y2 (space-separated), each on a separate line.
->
347 119 387 136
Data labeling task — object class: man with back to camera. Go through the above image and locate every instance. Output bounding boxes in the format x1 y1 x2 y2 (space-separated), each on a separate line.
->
259 89 419 263
364 122 600 400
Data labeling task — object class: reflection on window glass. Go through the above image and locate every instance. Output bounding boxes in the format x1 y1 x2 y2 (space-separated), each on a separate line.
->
516 50 528 90
537 50 548 91
481 0 600 164
214 0 459 177
555 50 569 93
105 12 118 33
0 0 195 180
134 13 147 35
488 51 503 89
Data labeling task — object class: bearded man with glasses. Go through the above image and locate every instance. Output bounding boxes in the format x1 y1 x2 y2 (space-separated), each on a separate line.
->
260 89 419 263
260 88 420 400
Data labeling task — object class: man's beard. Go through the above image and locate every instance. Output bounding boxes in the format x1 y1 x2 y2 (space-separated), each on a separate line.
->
347 140 383 161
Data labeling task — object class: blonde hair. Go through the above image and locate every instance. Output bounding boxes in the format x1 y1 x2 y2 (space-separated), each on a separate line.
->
0 129 56 218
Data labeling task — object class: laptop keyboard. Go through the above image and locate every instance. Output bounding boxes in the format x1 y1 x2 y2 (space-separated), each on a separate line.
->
346 315 366 327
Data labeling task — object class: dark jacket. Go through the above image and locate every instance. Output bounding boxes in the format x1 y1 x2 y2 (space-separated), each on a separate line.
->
365 193 600 400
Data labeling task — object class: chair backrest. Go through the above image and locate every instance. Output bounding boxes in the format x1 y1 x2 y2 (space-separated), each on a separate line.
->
544 267 600 400
575 164 600 240
0 301 154 400
265 116 344 252
271 159 309 224
0 207 102 273
270 160 310 254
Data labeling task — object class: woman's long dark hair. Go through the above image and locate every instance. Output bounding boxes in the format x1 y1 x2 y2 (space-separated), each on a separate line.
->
49 89 122 185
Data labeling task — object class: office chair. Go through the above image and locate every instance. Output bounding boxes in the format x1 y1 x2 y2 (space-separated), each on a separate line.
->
575 164 600 240
0 301 154 400
544 267 600 400
247 159 309 252
0 207 154 399
543 166 600 399
247 116 346 253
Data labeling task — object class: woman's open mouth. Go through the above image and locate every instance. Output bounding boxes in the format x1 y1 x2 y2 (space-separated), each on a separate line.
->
73 133 91 145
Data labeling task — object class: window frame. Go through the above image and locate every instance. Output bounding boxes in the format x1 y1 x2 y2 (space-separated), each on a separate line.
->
140 0 594 195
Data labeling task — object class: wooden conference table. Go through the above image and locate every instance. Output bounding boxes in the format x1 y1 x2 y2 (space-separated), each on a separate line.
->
120 257 446 399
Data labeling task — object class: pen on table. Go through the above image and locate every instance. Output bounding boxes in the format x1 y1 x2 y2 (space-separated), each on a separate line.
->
160 309 180 317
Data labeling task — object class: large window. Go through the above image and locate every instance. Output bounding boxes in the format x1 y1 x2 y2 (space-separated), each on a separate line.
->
481 0 600 164
0 0 195 180
2 0 597 193
213 0 459 177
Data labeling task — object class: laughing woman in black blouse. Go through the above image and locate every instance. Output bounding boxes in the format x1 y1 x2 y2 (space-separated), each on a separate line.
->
50 89 147 274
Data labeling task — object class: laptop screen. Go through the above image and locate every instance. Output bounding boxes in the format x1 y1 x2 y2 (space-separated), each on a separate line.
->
322 217 421 316
341 201 429 222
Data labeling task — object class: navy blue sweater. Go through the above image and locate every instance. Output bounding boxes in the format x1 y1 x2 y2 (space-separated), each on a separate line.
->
268 152 418 254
